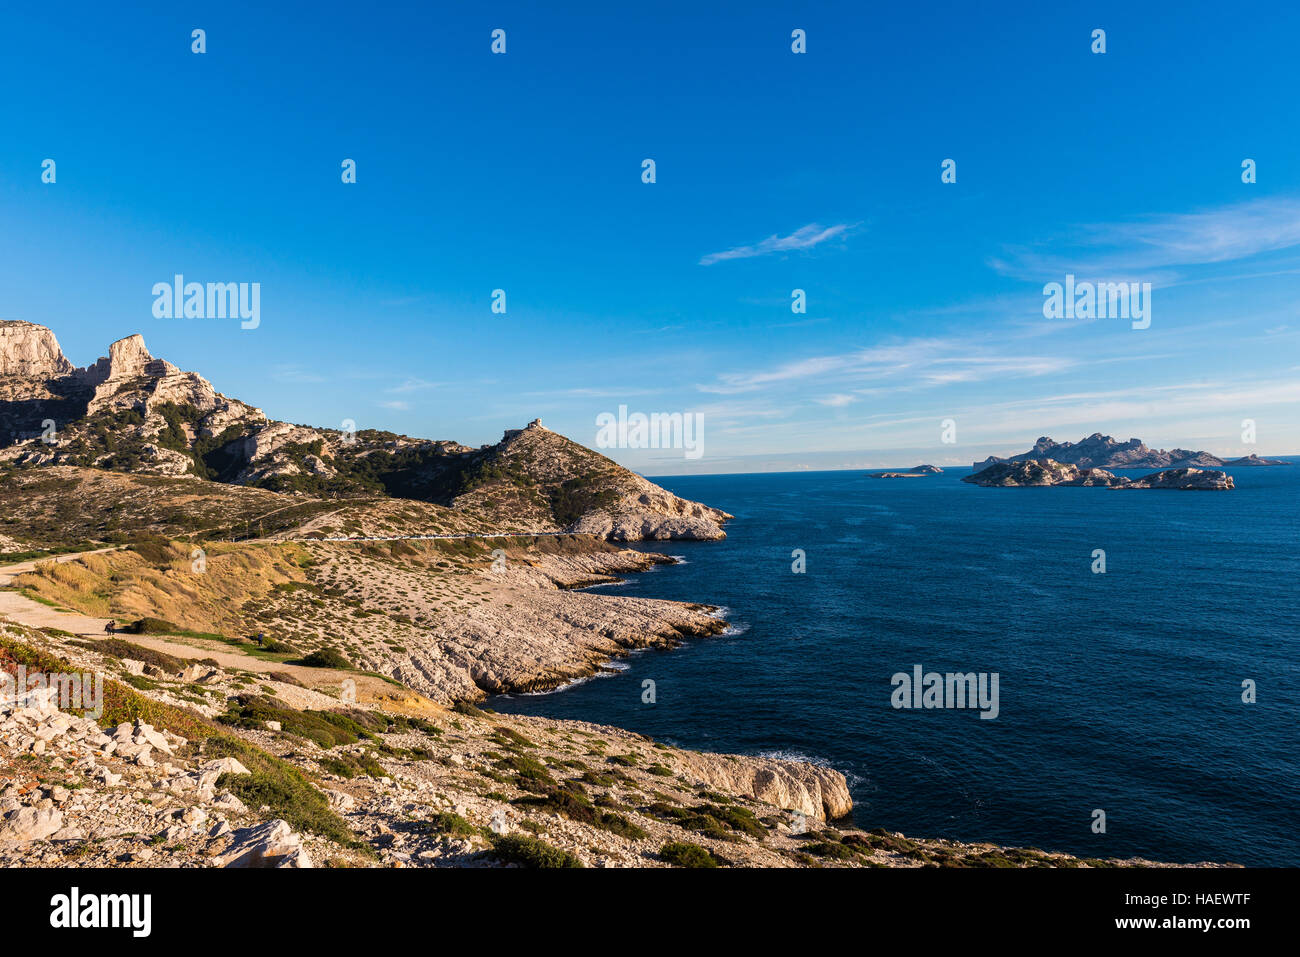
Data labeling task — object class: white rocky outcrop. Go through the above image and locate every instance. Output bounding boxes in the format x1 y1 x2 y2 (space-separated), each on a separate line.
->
568 477 733 540
232 421 337 484
78 334 155 387
675 751 854 821
0 320 73 377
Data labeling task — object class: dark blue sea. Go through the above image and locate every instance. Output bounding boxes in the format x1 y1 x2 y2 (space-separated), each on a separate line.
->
492 465 1300 865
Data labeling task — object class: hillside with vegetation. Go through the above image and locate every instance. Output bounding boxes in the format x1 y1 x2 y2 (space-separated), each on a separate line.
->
0 322 729 541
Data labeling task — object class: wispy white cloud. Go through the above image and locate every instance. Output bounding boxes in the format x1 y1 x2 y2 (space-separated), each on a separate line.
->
271 364 327 384
991 197 1300 282
699 222 854 266
385 377 441 394
816 393 856 408
698 337 1074 395
378 399 411 410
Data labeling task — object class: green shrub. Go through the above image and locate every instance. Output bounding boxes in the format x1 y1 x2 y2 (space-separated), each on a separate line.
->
218 695 372 748
660 841 721 868
422 812 477 838
488 834 583 869
514 785 646 839
806 841 857 861
496 752 557 790
90 638 186 673
299 647 350 668
318 751 388 779
123 617 182 635
644 801 766 843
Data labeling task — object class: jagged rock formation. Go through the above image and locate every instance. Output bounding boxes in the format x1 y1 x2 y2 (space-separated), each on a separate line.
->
963 459 1234 490
973 433 1233 471
963 460 1121 487
0 323 728 540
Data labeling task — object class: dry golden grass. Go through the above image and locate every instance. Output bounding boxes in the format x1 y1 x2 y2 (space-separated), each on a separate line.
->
16 541 310 635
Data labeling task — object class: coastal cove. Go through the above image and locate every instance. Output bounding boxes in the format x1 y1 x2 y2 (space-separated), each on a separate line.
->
492 465 1300 866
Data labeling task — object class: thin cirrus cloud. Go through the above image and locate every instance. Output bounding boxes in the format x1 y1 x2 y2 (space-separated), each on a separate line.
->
816 394 857 408
385 376 442 394
697 337 1074 395
990 197 1300 282
699 222 854 266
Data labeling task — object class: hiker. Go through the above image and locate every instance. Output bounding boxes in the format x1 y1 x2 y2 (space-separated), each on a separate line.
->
255 632 264 647
104 621 115 636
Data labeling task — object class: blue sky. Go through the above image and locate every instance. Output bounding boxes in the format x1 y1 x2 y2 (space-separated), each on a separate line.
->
2 0 1298 473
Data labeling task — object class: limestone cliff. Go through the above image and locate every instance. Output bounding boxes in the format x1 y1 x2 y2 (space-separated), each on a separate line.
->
0 320 73 378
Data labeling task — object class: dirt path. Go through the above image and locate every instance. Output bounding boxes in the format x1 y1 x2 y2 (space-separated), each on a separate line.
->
124 634 441 715
0 547 124 638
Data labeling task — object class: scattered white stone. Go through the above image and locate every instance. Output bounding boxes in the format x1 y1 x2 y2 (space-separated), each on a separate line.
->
324 789 355 812
213 792 247 814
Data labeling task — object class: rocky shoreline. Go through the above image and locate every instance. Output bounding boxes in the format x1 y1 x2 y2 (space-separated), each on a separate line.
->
3 516 1235 867
7 611 1218 869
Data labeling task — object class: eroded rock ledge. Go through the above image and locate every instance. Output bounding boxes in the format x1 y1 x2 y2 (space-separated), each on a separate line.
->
675 751 854 820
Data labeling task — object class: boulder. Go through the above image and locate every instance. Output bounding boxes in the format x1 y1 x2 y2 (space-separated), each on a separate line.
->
0 807 64 843
217 819 313 868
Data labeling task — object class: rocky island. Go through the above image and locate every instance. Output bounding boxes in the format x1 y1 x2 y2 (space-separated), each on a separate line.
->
973 433 1288 471
1225 453 1291 466
963 459 1235 490
868 464 942 478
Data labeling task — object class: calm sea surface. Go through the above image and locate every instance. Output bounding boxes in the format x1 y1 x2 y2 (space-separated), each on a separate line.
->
492 465 1300 865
